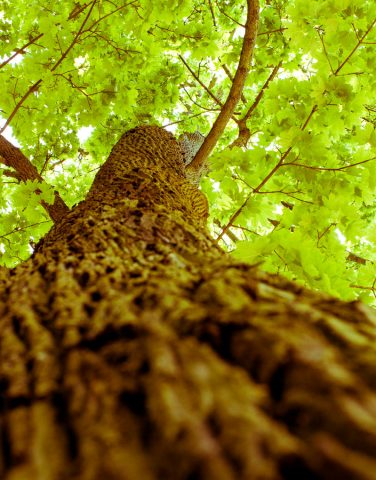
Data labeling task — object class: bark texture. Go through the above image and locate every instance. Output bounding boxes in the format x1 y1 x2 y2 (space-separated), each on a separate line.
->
1 126 376 480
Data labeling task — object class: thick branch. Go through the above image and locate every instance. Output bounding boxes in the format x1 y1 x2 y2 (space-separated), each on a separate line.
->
0 135 69 223
186 0 259 174
222 64 247 104
0 135 42 182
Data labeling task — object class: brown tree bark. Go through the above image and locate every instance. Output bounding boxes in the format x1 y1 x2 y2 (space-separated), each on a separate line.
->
1 126 376 480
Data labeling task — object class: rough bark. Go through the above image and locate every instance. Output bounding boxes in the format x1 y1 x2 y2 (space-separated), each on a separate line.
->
1 126 376 480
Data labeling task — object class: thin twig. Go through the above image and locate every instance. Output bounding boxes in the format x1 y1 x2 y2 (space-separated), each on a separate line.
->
233 224 261 236
82 1 137 33
68 1 94 20
82 31 141 56
317 30 334 74
215 1 245 27
243 61 282 123
284 156 376 172
207 0 217 27
233 173 313 204
0 221 50 240
301 104 318 130
162 112 206 127
337 71 365 76
0 80 42 134
351 283 376 301
257 27 287 36
179 55 224 108
0 34 44 70
317 223 336 247
0 2 98 133
52 0 97 72
182 87 221 112
154 25 203 40
335 18 376 75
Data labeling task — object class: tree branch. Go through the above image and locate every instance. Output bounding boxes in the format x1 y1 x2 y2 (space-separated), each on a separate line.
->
0 1 97 72
0 0 97 134
0 34 44 70
284 156 376 172
51 0 98 73
207 0 217 27
0 1 103 133
68 1 94 20
186 0 259 174
317 223 336 247
0 220 50 241
215 1 246 27
335 18 376 75
178 55 225 108
231 62 282 147
317 29 334 74
243 62 282 123
0 135 69 223
1 0 132 132
82 1 137 33
0 80 42 134
222 64 247 104
215 104 318 242
258 27 287 36
182 87 221 112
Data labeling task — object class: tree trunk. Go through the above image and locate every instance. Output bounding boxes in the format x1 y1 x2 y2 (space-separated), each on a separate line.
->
1 126 376 480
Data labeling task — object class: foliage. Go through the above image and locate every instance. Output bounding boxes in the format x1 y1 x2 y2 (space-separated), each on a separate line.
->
0 0 375 303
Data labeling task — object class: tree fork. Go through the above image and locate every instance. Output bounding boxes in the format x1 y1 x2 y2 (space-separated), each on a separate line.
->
1 126 376 480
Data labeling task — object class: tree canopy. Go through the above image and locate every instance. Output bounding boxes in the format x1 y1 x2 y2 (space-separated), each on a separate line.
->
0 0 375 303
